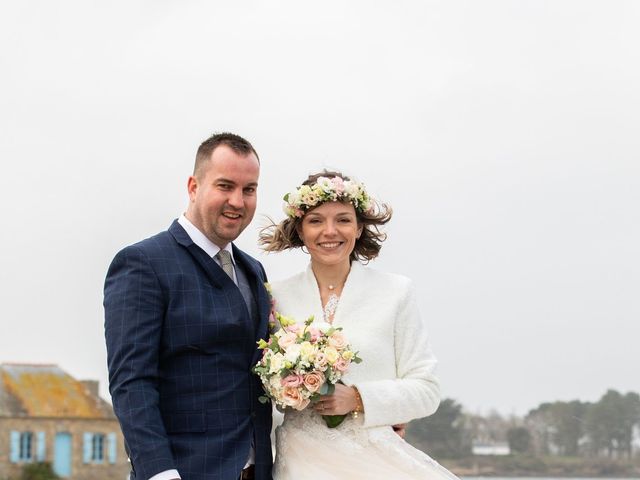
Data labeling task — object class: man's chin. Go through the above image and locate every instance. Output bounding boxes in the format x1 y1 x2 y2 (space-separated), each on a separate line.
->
214 226 247 245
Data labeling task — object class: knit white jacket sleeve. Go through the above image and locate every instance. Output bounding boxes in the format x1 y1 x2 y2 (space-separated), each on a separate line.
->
353 279 441 428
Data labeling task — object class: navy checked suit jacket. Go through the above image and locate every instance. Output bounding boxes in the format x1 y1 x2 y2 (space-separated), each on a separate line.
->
104 221 273 480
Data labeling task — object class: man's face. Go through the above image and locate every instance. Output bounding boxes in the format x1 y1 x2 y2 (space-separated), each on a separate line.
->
186 145 260 248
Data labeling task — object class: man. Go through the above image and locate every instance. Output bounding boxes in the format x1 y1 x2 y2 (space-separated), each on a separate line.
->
104 133 272 480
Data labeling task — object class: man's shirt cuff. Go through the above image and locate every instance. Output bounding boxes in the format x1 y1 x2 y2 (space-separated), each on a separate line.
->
149 469 180 480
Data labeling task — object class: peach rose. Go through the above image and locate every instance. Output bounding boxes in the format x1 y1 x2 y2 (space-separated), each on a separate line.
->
282 386 310 410
328 331 348 350
303 371 326 393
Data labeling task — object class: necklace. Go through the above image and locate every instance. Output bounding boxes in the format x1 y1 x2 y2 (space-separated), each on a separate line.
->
314 265 350 323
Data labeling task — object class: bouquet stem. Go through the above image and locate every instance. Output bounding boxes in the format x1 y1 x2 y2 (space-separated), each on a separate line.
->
322 414 347 428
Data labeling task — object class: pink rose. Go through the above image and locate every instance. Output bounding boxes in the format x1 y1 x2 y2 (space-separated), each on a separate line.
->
307 327 321 343
277 332 298 350
282 386 310 410
328 331 348 350
334 357 349 373
285 324 302 335
303 371 326 393
330 177 345 194
281 374 303 388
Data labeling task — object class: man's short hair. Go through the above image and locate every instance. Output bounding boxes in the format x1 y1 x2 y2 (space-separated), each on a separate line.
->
194 132 259 177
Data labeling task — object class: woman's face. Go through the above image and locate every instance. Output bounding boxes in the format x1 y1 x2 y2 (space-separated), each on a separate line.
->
298 201 363 268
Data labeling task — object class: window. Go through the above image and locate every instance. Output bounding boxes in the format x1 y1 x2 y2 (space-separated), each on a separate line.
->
10 431 37 463
83 432 116 465
10 431 46 463
19 432 33 461
91 433 105 462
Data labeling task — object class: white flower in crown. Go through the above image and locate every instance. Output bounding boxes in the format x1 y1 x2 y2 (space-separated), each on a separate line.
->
283 175 373 218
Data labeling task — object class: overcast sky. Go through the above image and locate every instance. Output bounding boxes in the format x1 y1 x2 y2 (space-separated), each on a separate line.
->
1 1 638 415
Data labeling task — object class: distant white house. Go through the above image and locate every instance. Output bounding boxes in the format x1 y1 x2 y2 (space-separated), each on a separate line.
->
472 442 511 456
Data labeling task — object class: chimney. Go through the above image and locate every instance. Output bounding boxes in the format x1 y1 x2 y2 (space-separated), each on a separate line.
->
81 380 99 397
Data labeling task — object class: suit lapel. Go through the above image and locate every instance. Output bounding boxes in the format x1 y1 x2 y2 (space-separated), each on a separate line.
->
168 220 230 289
233 246 271 360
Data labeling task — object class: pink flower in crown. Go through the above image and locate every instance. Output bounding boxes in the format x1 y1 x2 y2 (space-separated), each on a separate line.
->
303 371 325 393
283 386 310 410
330 176 345 194
281 374 304 388
277 331 298 350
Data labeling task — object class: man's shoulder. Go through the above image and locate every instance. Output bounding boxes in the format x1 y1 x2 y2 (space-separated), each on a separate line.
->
123 229 174 253
110 227 178 265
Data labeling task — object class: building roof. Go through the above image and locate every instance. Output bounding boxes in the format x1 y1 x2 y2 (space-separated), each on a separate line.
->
0 363 115 419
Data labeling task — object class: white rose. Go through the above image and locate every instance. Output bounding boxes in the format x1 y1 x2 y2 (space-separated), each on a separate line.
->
269 352 285 374
284 344 302 363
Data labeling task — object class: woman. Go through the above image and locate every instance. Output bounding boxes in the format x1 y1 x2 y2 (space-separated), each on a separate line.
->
260 171 458 479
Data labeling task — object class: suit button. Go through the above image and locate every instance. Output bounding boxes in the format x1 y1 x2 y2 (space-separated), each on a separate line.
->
251 411 256 418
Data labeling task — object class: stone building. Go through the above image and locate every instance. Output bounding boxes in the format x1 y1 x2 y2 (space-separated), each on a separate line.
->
0 363 129 480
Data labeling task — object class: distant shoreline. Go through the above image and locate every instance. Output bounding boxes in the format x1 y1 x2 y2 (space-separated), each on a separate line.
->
439 455 640 478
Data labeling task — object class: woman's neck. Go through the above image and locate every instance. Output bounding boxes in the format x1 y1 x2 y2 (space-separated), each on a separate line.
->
311 260 351 292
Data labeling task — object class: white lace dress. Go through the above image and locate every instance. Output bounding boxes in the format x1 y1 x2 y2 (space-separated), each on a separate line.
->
271 263 459 480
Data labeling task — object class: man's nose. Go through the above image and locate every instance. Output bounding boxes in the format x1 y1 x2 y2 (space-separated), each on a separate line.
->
227 188 244 208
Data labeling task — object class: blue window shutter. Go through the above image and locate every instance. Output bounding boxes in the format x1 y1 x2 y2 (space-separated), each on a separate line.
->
36 431 46 461
83 433 92 464
10 431 20 463
107 433 117 464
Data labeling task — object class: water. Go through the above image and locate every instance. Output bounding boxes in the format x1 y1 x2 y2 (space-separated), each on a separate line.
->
464 478 640 480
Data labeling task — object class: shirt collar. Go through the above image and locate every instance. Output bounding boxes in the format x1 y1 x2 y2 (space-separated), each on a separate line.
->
178 214 235 263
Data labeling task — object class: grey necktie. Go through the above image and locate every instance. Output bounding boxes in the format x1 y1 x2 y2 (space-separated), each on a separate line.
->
216 249 235 281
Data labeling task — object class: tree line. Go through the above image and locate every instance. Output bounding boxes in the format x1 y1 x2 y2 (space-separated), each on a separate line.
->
406 389 640 460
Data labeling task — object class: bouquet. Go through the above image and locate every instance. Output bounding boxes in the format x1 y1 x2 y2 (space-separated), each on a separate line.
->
253 312 362 427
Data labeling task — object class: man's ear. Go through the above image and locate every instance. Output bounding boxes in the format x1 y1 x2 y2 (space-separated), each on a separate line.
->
187 175 198 202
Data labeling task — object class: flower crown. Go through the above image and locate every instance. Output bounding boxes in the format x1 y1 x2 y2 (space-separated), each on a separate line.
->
283 176 373 218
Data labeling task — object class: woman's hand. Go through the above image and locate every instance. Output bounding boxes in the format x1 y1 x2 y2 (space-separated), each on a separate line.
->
392 423 407 438
313 383 358 416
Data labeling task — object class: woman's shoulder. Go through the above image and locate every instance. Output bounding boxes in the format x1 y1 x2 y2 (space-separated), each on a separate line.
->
270 269 309 297
351 262 413 291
